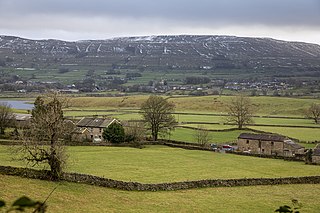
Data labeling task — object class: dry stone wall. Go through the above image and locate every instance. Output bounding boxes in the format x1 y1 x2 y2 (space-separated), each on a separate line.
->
1 166 320 191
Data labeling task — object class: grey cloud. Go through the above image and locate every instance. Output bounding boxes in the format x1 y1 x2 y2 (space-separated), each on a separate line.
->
1 0 320 44
0 0 319 27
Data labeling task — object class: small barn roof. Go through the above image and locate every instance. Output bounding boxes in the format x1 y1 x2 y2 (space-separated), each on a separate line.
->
14 113 32 121
284 140 304 149
76 117 119 128
313 144 320 156
73 127 89 134
238 133 287 142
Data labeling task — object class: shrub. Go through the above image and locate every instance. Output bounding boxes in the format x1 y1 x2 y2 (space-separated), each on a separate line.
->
102 122 125 143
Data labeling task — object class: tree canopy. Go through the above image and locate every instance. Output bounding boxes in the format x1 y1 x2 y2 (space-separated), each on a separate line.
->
306 103 320 124
140 95 176 141
226 95 254 129
102 122 125 143
18 93 68 180
0 102 15 135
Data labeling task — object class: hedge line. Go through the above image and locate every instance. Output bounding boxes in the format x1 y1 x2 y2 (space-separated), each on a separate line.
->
1 166 320 191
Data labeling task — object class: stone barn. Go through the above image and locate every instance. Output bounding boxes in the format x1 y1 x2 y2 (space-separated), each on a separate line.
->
237 133 304 157
312 144 320 164
76 117 121 142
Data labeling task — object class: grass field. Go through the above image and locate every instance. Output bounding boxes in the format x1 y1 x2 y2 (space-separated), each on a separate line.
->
68 95 320 116
250 126 320 142
1 145 319 184
62 95 320 143
165 127 250 143
1 175 320 212
3 94 320 143
167 127 317 148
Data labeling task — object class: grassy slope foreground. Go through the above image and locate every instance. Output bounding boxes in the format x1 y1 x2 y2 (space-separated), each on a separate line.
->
1 145 319 183
1 175 320 212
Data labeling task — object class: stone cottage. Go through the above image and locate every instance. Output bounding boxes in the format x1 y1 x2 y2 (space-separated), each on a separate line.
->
14 113 32 128
312 144 320 164
76 117 120 142
237 133 304 157
71 127 91 142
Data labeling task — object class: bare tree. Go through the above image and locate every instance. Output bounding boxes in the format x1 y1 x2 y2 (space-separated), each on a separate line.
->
306 103 320 124
124 120 146 142
17 92 68 180
194 125 211 147
0 103 15 135
226 95 255 129
140 95 176 141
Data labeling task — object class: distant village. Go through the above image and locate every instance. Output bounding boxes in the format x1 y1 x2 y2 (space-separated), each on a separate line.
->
1 70 318 97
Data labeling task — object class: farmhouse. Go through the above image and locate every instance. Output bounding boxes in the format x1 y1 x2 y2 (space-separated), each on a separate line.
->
237 133 304 157
76 117 120 141
14 113 32 127
312 144 320 164
71 127 91 142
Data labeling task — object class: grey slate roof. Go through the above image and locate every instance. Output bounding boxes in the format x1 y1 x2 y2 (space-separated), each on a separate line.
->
284 140 304 149
73 127 89 134
76 117 118 128
238 133 287 142
313 144 320 156
14 113 32 121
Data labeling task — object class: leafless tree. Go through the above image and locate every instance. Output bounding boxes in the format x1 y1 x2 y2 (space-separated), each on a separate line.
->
306 103 320 124
0 102 15 135
124 120 146 142
194 125 211 147
140 95 176 141
226 95 255 129
17 92 69 180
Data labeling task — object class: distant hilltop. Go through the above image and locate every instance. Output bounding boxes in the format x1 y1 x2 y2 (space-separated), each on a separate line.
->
1 34 320 70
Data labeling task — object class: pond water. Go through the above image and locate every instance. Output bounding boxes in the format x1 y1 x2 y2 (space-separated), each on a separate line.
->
0 100 34 110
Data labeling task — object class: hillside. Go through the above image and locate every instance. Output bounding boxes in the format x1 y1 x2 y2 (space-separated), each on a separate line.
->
1 35 320 71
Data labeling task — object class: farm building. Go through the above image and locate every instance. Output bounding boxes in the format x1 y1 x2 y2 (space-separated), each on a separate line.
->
71 127 91 142
76 117 121 142
237 133 304 157
14 113 32 127
312 144 320 164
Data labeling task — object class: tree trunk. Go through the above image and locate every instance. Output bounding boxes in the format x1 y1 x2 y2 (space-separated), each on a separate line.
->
152 131 157 141
238 123 243 129
49 151 62 180
49 135 62 180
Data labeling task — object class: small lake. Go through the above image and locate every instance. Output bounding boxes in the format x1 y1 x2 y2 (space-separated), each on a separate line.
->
0 100 34 110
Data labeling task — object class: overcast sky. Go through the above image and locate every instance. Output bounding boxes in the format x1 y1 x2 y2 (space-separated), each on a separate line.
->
0 0 320 44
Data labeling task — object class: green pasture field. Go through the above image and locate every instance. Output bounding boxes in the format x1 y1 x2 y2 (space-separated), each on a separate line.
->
178 123 320 142
177 124 235 130
63 96 320 143
165 127 249 143
1 145 319 184
1 175 320 212
64 110 128 118
3 94 320 144
63 107 320 143
64 109 319 128
68 95 320 116
297 143 317 149
11 68 90 84
250 126 320 142
253 117 319 127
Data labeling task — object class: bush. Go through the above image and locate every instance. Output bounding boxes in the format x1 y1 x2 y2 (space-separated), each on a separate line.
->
102 123 125 143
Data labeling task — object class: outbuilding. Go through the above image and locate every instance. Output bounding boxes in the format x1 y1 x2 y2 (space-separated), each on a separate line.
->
237 133 304 157
76 117 121 142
